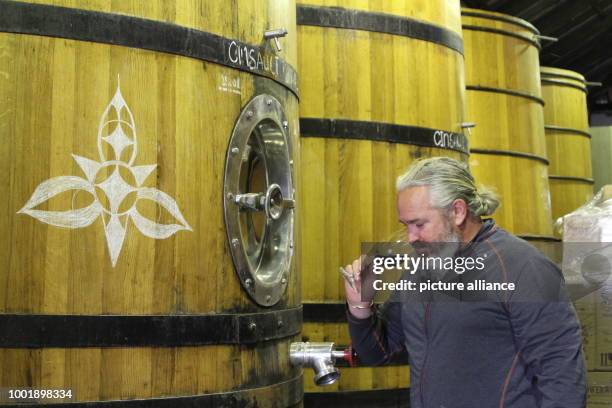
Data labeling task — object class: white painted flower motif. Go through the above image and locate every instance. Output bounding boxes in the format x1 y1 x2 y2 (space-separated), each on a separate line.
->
18 79 192 267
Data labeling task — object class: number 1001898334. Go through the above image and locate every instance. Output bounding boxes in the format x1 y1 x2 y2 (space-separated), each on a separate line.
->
2 388 74 403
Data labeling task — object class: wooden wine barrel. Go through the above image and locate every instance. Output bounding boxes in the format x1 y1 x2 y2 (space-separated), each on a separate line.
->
540 67 593 226
592 126 612 192
0 1 302 406
297 1 467 406
462 8 556 246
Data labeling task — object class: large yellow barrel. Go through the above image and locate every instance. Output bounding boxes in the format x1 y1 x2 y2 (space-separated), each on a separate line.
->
297 1 467 405
0 1 301 406
592 126 612 191
462 8 555 244
540 67 593 225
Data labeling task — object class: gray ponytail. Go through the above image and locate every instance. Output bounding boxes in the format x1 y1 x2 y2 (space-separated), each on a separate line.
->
396 157 500 217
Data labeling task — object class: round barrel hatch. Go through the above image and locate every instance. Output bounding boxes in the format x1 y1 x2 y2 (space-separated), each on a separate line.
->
224 94 295 307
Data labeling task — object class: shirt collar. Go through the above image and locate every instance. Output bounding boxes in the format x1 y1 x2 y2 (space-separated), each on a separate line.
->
472 218 497 243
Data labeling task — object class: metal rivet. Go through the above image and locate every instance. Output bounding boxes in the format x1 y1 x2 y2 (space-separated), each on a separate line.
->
277 320 284 328
266 99 272 106
246 111 253 119
245 278 252 287
249 322 257 331
232 238 239 247
227 192 234 200
231 147 239 155
266 295 272 302
281 277 287 284
289 241 294 248
282 120 288 129
289 160 294 166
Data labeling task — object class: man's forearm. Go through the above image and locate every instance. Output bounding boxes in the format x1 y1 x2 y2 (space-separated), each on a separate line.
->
347 302 407 366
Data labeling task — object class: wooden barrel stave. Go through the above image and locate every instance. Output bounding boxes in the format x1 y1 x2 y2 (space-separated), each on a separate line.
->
548 180 593 221
0 341 301 403
541 66 593 224
462 8 554 240
0 37 299 313
19 0 298 68
462 9 541 94
465 92 547 158
298 29 464 130
298 1 465 403
546 131 592 179
469 153 553 235
0 1 301 405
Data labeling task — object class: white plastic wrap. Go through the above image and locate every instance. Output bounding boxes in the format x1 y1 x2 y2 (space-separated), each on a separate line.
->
557 185 612 242
559 186 612 373
559 186 612 297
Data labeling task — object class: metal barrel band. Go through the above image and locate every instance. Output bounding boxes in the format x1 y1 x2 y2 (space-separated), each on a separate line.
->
0 375 303 408
461 9 539 35
469 148 550 165
544 125 591 138
518 234 561 242
0 0 299 97
296 4 464 55
540 72 586 85
300 118 470 155
0 307 302 347
303 302 349 323
541 78 588 93
461 24 541 49
466 85 545 105
304 387 411 408
549 175 595 184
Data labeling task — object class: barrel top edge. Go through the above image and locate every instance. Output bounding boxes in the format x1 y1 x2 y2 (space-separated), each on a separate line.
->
461 7 539 35
541 66 586 82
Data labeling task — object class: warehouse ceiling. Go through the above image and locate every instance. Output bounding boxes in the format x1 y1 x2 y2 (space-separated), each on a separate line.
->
460 0 612 117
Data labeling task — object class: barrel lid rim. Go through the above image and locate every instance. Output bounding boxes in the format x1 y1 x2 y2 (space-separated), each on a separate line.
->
461 7 539 35
541 66 586 82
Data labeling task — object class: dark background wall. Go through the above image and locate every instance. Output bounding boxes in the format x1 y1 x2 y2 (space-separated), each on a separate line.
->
460 0 612 125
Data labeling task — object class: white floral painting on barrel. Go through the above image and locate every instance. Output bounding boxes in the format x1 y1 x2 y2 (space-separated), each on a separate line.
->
18 78 192 267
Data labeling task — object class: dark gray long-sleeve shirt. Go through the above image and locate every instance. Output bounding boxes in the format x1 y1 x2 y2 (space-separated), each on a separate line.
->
348 220 586 408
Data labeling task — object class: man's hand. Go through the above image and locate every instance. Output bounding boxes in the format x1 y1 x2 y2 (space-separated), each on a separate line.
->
343 256 374 319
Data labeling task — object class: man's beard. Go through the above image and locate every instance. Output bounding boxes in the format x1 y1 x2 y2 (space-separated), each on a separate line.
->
412 214 462 258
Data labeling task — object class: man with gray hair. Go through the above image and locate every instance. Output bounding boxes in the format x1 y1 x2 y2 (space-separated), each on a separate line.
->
343 157 586 407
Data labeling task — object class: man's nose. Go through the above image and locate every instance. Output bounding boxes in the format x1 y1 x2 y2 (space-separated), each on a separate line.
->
407 228 419 244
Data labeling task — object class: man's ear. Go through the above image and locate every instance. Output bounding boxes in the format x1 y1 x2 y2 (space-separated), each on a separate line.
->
450 199 469 226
